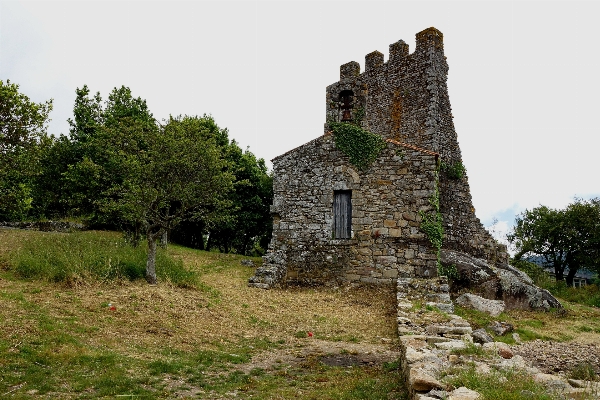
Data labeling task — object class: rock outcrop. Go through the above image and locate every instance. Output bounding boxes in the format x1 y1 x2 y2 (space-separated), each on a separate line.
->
454 293 505 317
440 249 562 311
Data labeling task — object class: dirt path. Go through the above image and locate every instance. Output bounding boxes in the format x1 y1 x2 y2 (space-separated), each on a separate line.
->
236 338 401 373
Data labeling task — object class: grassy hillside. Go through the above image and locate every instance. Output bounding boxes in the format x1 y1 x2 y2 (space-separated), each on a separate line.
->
0 229 405 399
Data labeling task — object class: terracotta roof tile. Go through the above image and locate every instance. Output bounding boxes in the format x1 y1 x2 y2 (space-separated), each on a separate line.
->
271 135 439 163
385 139 439 160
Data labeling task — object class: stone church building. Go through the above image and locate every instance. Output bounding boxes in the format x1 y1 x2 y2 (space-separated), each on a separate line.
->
249 27 507 289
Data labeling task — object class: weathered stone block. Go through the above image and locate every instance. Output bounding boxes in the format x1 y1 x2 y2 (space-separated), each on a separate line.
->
383 268 398 278
375 256 397 265
389 228 402 237
409 368 443 392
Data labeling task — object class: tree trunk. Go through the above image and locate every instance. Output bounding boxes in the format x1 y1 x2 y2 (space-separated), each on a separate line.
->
206 233 213 252
566 265 578 287
198 233 205 250
242 235 250 256
554 262 564 282
146 234 158 284
160 230 168 248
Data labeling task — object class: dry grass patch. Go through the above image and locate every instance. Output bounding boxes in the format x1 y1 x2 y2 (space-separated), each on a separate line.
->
0 229 404 398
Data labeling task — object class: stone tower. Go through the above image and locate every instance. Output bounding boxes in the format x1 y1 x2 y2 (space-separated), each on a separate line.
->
249 27 507 289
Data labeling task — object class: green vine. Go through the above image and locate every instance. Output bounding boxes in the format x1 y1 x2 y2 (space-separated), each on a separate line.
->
441 160 466 180
329 119 386 170
352 106 366 125
419 170 444 274
419 185 443 250
438 263 459 280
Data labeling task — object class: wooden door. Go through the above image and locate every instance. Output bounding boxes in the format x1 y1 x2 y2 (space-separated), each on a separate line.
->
333 190 352 239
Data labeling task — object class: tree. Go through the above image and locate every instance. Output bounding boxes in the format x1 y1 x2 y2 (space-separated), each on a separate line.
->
562 198 600 283
0 80 52 220
36 85 156 223
102 115 233 284
508 198 600 286
30 85 103 219
168 118 273 256
206 140 273 255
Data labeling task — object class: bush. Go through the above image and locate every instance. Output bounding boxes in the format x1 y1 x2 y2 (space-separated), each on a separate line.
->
440 160 466 180
11 230 197 287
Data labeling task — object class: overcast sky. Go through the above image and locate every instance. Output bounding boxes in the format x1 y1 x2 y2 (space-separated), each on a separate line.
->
2 0 599 241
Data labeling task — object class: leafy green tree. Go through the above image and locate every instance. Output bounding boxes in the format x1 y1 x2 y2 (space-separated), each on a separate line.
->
169 117 273 256
30 86 103 219
0 80 52 221
68 85 103 146
35 85 156 223
508 198 600 286
101 115 233 284
30 134 70 218
206 141 273 255
562 198 600 282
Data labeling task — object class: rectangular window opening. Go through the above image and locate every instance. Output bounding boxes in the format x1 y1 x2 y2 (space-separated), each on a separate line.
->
333 190 352 239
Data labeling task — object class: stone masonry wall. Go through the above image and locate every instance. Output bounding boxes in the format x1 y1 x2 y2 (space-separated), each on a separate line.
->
250 134 440 288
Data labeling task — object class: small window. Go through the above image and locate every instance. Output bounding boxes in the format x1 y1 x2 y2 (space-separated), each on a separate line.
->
333 190 352 239
339 90 354 122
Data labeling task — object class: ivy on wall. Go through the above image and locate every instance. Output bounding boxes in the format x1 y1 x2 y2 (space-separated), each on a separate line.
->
441 160 466 180
419 169 444 274
329 121 385 170
419 184 443 250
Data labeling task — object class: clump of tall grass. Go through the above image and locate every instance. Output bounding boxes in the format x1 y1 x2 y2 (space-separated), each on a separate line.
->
10 231 197 287
569 362 599 382
544 281 600 308
445 364 559 400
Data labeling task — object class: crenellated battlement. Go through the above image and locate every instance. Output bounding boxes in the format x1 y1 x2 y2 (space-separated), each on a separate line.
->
365 50 384 72
328 27 452 157
338 27 444 80
389 40 409 64
339 61 360 80
415 27 444 51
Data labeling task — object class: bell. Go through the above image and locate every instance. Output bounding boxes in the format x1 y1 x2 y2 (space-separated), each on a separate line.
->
341 109 352 122
339 90 354 122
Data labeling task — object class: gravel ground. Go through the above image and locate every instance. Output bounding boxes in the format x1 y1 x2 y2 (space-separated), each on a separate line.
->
514 340 600 376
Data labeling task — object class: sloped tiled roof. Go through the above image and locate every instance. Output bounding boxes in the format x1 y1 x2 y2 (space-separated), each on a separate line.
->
271 134 440 163
385 138 439 160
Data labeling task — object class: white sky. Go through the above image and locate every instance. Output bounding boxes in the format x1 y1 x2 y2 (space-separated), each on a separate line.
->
2 0 599 235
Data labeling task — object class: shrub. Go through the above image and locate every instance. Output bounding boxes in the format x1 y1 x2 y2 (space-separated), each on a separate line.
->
440 160 466 180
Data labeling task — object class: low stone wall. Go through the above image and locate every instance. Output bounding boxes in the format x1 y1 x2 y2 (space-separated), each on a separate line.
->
0 221 86 232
